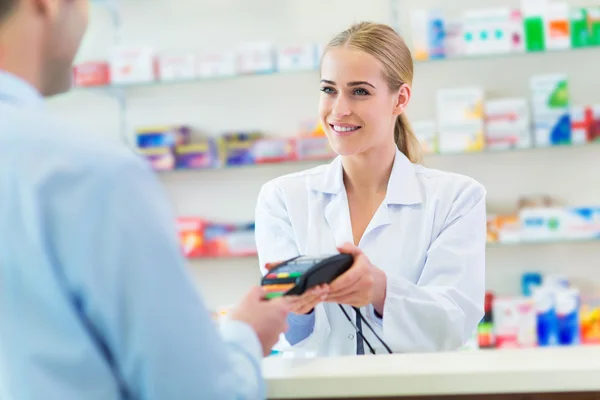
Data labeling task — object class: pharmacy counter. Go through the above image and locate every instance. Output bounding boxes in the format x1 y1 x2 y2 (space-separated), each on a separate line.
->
263 346 600 399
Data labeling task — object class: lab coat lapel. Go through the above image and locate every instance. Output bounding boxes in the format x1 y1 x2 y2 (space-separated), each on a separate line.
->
324 190 354 247
308 156 354 247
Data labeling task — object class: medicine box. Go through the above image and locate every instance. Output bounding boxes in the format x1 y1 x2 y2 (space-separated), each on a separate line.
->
158 54 196 82
463 8 512 56
110 46 158 84
412 120 437 154
484 98 532 150
544 2 571 50
276 44 318 72
196 52 237 79
437 87 485 153
237 43 275 74
72 62 110 87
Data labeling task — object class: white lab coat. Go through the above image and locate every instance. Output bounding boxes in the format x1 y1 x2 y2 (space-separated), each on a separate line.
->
254 149 486 356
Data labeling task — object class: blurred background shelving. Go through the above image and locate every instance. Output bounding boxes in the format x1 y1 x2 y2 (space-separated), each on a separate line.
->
47 0 600 349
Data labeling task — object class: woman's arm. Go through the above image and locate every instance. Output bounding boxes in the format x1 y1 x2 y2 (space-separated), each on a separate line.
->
371 183 487 352
255 181 318 346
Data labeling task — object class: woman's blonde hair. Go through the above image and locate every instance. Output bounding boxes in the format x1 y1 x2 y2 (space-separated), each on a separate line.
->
323 22 422 164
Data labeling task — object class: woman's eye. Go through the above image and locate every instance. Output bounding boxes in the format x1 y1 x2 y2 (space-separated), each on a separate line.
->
320 86 335 94
354 88 369 96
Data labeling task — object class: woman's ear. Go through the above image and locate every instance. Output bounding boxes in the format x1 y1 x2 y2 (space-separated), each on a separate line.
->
392 84 411 116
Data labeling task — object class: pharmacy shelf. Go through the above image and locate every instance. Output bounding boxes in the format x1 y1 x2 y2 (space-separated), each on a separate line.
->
487 236 600 248
186 236 600 261
155 140 600 176
76 46 600 92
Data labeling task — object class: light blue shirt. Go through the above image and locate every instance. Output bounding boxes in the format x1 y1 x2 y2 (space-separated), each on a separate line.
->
0 71 265 400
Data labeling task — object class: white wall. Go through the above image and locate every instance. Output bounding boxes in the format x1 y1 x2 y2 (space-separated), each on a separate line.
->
48 0 600 309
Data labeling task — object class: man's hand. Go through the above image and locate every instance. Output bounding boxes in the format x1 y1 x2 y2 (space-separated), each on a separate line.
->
229 286 291 356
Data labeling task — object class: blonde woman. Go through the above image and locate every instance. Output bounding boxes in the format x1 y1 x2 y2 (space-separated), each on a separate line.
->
255 22 486 356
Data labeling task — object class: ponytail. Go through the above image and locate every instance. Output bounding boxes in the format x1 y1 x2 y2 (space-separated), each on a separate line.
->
394 114 422 164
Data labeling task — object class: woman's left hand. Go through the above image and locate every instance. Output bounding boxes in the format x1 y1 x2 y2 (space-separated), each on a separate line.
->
327 243 387 312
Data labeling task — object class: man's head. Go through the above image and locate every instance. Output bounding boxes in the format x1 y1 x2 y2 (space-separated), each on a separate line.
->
0 0 89 97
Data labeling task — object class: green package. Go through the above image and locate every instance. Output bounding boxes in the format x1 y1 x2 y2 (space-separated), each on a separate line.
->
590 7 600 46
524 16 546 52
571 8 591 48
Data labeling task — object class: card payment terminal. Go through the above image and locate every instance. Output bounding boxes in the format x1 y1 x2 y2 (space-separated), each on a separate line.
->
261 254 354 299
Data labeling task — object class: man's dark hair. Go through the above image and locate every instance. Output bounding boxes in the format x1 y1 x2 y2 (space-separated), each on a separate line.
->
0 0 15 22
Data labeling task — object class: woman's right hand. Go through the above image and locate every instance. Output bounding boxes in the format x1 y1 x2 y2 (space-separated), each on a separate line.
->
287 284 330 315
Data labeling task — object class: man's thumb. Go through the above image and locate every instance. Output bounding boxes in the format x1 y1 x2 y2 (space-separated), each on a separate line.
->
244 285 266 302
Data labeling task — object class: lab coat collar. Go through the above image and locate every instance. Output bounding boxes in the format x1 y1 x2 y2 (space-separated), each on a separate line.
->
309 148 423 206
0 70 44 108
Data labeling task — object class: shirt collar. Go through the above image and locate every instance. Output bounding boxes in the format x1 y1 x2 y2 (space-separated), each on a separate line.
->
0 70 44 108
308 148 422 206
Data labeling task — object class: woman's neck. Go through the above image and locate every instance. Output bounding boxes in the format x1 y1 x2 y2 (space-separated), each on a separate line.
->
341 145 397 196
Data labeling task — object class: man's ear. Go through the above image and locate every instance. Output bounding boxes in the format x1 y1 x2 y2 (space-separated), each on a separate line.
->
392 84 411 116
32 0 60 20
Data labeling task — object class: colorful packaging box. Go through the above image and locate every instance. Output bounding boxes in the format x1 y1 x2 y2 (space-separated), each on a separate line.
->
138 147 175 171
295 136 336 160
109 46 158 85
72 62 110 87
175 140 220 170
530 74 571 146
570 105 594 144
176 217 207 258
437 87 485 153
484 98 532 150
222 132 263 166
522 0 547 52
136 125 191 149
580 296 600 344
463 8 513 56
410 9 431 61
252 138 296 164
203 223 257 257
412 120 437 154
555 287 581 346
544 2 571 50
493 297 537 348
276 44 318 72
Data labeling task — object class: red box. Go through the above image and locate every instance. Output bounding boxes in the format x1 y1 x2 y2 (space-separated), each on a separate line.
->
72 62 110 87
176 217 207 258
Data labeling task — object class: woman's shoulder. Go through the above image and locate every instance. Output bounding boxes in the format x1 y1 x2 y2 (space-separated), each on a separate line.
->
412 163 487 205
259 161 335 196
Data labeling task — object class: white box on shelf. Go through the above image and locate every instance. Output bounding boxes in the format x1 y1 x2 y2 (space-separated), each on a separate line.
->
196 52 237 79
519 207 564 241
437 87 485 153
412 120 437 154
158 54 196 82
484 98 532 150
463 8 512 56
509 9 526 52
544 2 571 50
237 42 275 74
530 73 569 111
109 46 157 84
533 109 571 146
570 105 592 145
436 87 485 124
559 207 600 240
444 20 465 58
276 44 318 72
438 121 485 153
410 9 430 61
